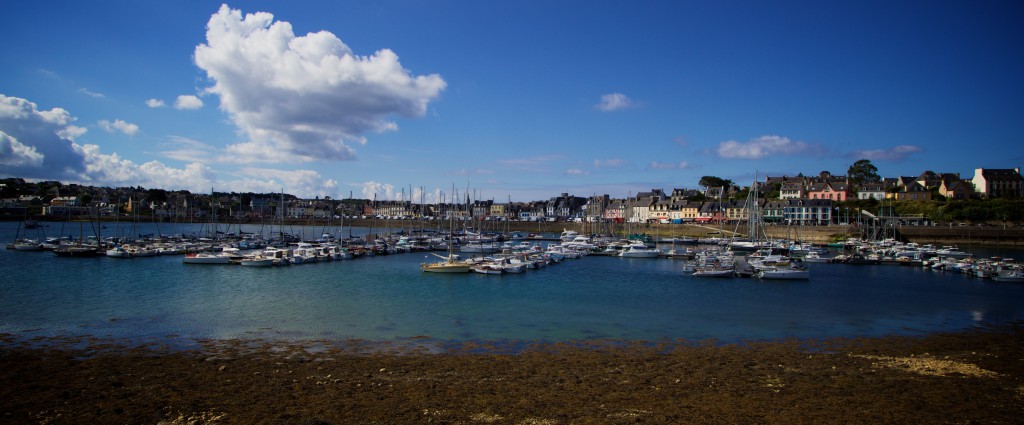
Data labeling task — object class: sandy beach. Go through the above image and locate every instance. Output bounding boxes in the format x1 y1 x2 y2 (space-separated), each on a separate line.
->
2 324 1022 424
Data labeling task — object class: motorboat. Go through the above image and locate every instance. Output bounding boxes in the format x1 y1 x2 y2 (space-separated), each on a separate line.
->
992 270 1024 283
13 239 43 251
802 251 832 263
183 253 231 264
106 246 132 258
459 241 501 254
691 267 735 277
240 256 274 267
471 263 504 275
562 236 597 250
936 246 972 259
53 245 103 257
758 266 810 280
619 243 661 258
843 253 880 265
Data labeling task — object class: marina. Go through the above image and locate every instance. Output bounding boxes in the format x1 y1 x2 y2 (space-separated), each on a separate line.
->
3 220 1024 346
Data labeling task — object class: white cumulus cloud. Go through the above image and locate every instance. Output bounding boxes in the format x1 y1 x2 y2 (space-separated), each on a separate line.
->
0 94 347 198
359 181 398 201
595 93 634 111
98 119 139 136
236 168 339 197
0 94 88 179
174 95 204 110
716 135 823 159
145 98 166 108
193 4 446 163
0 131 45 168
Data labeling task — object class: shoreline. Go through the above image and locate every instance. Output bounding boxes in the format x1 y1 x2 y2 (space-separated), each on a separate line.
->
7 215 1024 246
2 324 1022 424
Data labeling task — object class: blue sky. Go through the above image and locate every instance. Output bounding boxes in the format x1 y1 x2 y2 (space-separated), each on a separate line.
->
2 1 1022 202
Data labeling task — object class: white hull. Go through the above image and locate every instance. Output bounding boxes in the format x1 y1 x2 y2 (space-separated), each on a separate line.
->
502 264 526 273
620 251 661 258
692 268 735 277
992 272 1024 282
620 243 661 258
758 269 810 280
183 254 231 264
460 243 501 254
472 266 504 275
106 249 131 258
240 258 274 267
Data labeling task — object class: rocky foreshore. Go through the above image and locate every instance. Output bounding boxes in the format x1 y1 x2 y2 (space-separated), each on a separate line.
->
2 324 1023 424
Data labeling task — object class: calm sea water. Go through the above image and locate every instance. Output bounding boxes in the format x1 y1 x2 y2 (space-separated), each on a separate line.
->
3 221 1024 345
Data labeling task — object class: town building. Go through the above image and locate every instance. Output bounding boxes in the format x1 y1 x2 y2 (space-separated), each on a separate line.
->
972 168 1023 198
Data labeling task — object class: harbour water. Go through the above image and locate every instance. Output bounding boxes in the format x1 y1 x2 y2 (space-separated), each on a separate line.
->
3 221 1024 346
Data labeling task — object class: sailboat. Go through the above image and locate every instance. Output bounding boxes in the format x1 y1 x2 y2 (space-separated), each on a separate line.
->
421 191 471 273
728 173 772 253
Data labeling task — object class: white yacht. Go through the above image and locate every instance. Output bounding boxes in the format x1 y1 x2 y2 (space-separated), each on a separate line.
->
619 242 661 258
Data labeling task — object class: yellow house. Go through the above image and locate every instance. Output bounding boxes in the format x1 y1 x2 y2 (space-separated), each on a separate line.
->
724 200 750 222
678 202 700 221
890 181 932 201
939 180 973 200
490 203 506 218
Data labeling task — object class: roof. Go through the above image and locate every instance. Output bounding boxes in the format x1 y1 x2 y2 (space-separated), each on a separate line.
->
979 168 1023 180
860 182 885 191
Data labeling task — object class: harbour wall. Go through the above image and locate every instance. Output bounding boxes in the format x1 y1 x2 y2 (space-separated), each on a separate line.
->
7 216 1024 246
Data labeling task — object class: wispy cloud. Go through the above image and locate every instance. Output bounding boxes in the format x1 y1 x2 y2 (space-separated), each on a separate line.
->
497 155 563 166
716 135 824 159
145 98 166 108
78 88 105 98
496 155 564 173
847 145 923 161
159 136 219 163
565 168 588 176
650 160 689 170
594 158 627 168
453 168 494 176
594 93 634 111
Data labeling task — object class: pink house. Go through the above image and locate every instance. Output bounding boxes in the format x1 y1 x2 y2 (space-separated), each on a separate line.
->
806 182 850 202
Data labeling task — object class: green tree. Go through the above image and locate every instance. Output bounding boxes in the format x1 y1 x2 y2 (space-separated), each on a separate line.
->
848 159 881 185
147 188 169 204
686 193 707 202
698 176 733 190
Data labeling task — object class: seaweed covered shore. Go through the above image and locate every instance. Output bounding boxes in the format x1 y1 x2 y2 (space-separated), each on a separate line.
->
2 324 1023 424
